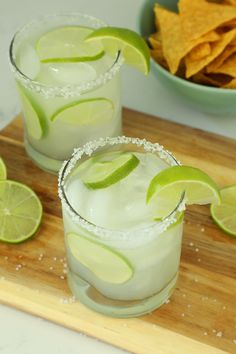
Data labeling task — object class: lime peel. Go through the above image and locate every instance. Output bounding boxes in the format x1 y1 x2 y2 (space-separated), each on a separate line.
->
50 97 114 125
40 50 105 63
17 84 45 140
82 152 140 189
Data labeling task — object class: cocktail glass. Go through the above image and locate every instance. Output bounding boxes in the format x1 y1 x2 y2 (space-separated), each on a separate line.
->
9 14 122 173
58 136 185 317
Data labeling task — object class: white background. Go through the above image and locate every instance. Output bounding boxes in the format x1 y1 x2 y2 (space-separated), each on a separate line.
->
0 1 236 353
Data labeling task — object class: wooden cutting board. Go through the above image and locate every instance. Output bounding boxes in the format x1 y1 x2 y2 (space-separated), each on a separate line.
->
0 109 236 354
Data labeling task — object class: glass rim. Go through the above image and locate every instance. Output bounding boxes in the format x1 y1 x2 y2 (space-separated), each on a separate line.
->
58 136 185 240
9 12 123 98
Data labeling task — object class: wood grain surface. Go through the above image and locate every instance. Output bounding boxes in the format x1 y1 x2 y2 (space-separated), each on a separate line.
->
0 109 236 354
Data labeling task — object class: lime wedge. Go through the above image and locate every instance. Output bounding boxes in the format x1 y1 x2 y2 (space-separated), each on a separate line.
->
36 26 105 63
51 98 114 125
211 185 236 237
81 152 140 189
17 86 44 140
0 158 7 180
0 180 43 243
86 27 150 74
67 232 133 284
147 166 221 218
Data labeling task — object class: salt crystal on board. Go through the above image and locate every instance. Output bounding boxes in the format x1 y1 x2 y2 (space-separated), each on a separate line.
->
216 331 223 337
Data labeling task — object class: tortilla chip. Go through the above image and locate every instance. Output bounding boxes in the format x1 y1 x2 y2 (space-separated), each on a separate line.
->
207 0 224 3
151 49 169 69
154 5 221 73
223 78 236 87
219 19 236 32
185 29 236 77
149 37 160 50
188 43 211 61
179 0 236 41
213 53 236 76
223 0 236 5
191 72 231 86
149 32 162 43
148 34 162 50
206 45 236 71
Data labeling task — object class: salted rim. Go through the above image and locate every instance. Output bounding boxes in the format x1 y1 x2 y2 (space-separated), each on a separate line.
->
9 13 123 98
58 136 186 240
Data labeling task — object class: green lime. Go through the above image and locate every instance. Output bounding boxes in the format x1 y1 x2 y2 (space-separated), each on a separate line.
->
71 151 121 177
147 166 221 218
86 27 150 74
51 98 114 125
67 232 133 284
36 26 105 63
211 185 236 237
0 158 7 180
17 86 44 140
0 180 43 243
81 152 140 189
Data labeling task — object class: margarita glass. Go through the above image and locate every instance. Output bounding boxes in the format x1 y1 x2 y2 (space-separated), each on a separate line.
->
9 14 122 173
58 136 185 317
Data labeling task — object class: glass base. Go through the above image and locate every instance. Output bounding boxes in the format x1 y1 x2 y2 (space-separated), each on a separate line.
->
25 139 64 174
67 270 178 318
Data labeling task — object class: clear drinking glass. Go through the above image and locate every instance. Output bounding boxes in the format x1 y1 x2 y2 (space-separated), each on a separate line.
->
9 14 123 174
58 136 185 318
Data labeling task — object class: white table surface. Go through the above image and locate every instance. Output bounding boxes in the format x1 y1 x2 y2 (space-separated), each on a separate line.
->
1 1 236 353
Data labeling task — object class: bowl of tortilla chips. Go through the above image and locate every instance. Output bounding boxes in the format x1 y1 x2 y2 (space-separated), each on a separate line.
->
140 0 236 115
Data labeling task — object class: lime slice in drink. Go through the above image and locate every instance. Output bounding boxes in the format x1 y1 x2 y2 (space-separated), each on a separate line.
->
211 185 236 237
67 232 133 284
51 98 114 125
147 166 221 218
36 26 105 63
17 86 44 140
0 158 7 180
0 180 43 243
71 151 121 177
82 152 140 189
85 27 150 74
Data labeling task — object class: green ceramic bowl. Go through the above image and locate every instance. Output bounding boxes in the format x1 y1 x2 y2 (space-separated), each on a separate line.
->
139 0 236 115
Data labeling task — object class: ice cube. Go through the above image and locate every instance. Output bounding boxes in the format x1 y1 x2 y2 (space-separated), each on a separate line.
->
16 44 40 80
43 62 97 85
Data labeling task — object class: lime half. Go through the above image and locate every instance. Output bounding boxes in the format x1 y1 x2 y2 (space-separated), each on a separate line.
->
211 185 236 237
0 180 43 243
0 158 7 180
147 166 221 218
82 152 140 189
51 98 114 125
86 27 150 74
67 232 133 284
36 26 104 63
